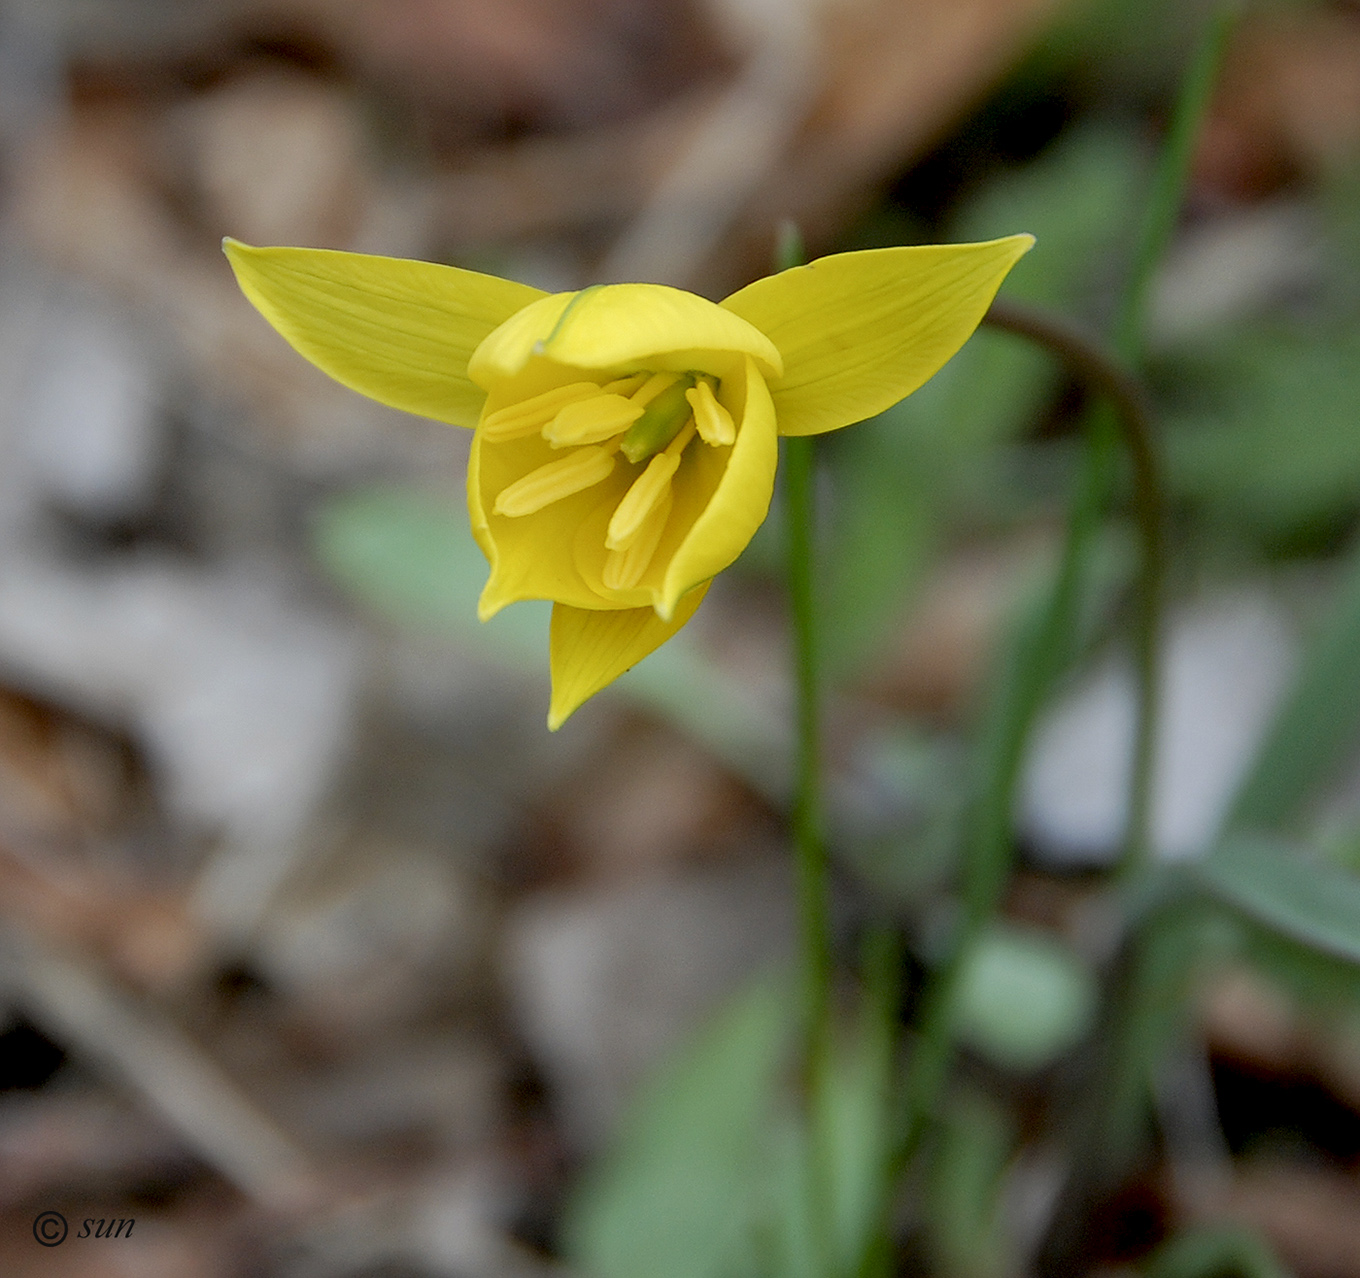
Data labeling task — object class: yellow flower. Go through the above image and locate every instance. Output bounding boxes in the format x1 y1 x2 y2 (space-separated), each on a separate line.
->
225 235 1032 727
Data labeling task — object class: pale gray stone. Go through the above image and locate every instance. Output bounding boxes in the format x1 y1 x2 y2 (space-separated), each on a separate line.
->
1020 591 1298 865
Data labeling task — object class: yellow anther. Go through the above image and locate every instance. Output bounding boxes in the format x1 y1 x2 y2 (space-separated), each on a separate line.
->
686 380 735 447
481 382 600 442
607 451 680 551
493 445 617 518
603 491 672 590
630 371 682 408
544 393 644 448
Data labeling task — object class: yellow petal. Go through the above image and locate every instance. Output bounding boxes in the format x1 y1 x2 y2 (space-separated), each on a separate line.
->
468 283 783 387
224 239 544 428
659 355 777 617
719 236 1033 436
548 584 709 729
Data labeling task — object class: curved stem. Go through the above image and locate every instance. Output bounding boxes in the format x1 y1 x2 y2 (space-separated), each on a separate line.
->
983 299 1166 872
778 219 836 1277
885 301 1166 1184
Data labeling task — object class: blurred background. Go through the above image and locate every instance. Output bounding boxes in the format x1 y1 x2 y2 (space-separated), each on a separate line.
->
4 0 1360 1275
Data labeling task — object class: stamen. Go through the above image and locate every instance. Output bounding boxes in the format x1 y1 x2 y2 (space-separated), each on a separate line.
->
493 445 617 517
607 451 681 551
482 382 599 442
630 371 682 408
667 419 698 455
602 373 648 396
686 380 735 447
544 393 643 448
603 491 672 590
605 420 697 553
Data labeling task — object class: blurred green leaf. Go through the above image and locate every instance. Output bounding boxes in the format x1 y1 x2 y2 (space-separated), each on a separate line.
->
1227 538 1360 832
564 981 791 1278
1033 0 1204 84
955 125 1145 310
1198 836 1360 966
953 924 1098 1071
926 1091 1014 1278
1165 327 1360 541
313 483 548 656
1235 918 1360 1013
771 1017 896 1278
1143 1225 1288 1278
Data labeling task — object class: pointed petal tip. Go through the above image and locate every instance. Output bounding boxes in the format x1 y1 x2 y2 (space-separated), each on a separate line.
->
476 587 506 622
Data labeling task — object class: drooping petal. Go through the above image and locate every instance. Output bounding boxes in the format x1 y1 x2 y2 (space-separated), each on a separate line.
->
719 236 1033 436
548 584 709 729
225 239 544 428
468 283 783 387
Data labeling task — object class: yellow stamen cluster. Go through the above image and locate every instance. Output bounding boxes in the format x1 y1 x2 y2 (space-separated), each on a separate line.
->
487 370 737 589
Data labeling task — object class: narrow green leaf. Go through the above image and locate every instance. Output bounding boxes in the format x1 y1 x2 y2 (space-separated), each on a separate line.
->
772 1013 897 1278
926 1092 1014 1278
1144 1225 1288 1278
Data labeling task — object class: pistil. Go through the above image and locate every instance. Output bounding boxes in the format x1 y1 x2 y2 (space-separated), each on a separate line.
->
620 374 698 463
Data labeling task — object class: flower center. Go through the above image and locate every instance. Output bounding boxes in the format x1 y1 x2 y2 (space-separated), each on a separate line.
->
485 369 737 590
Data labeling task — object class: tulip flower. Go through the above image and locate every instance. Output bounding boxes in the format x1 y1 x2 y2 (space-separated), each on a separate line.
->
225 234 1031 727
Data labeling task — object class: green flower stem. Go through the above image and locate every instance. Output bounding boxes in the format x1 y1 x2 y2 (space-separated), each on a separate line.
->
785 429 835 1276
786 434 833 1066
778 220 835 1276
